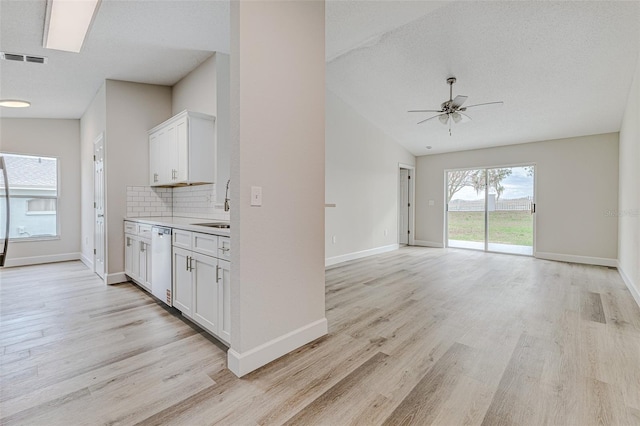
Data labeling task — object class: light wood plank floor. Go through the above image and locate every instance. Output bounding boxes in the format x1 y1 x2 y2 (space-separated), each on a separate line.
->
2 247 640 425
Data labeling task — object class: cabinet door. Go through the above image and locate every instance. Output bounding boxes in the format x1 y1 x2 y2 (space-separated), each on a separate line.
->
166 124 178 183
173 247 193 317
150 129 170 185
149 133 160 185
124 235 134 277
131 236 141 282
192 252 218 334
138 240 151 292
143 241 152 291
175 117 189 182
218 259 231 344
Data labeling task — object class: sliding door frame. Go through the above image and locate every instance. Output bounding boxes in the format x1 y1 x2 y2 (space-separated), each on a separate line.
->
444 162 537 256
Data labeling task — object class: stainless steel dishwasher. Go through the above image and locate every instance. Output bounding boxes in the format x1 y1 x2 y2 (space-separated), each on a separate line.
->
151 226 172 306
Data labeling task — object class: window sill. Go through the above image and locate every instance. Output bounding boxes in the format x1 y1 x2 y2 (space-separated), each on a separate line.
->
9 235 61 243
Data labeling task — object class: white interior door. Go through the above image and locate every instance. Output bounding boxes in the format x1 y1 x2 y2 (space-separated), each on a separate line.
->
399 168 410 245
94 133 105 279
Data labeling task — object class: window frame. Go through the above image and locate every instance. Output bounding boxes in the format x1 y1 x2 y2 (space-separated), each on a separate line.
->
0 152 61 242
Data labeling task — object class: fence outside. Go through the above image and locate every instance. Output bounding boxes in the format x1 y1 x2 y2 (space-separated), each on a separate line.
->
448 197 532 212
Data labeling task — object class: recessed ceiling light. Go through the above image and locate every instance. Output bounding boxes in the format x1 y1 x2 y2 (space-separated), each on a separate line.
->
426 146 432 150
0 100 31 108
43 0 101 53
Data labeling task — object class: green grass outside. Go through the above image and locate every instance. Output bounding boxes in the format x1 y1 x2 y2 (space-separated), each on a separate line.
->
448 210 533 246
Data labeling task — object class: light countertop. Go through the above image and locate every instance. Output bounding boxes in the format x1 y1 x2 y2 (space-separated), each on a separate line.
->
125 216 230 237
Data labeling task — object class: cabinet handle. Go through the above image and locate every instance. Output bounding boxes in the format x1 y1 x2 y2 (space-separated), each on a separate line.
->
219 247 230 253
190 257 195 271
153 173 158 183
186 255 190 271
126 237 131 247
172 169 177 180
216 265 220 283
140 241 145 252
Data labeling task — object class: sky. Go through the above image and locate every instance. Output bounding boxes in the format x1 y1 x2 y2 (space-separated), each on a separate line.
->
451 166 534 201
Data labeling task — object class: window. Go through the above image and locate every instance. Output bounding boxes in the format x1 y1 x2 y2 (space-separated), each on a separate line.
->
0 153 58 239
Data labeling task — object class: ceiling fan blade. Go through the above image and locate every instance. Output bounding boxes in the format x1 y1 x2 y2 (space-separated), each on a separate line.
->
459 112 472 123
417 114 446 125
451 95 468 108
408 109 442 113
461 101 503 110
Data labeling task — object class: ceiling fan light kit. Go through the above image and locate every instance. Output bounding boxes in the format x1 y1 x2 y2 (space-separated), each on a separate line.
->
409 76 503 136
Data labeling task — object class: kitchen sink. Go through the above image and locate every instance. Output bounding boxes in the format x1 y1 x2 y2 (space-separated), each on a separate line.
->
192 223 231 229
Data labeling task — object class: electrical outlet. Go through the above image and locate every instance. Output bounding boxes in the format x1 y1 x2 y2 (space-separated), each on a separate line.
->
332 235 336 244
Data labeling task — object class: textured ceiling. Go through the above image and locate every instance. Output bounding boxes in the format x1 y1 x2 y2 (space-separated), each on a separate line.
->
326 1 640 155
325 1 450 61
0 0 229 119
2 0 639 157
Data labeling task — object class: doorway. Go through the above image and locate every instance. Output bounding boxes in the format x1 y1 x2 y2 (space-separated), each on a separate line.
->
446 165 535 255
398 164 414 246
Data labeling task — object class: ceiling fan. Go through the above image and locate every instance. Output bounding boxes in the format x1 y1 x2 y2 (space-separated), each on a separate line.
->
409 77 503 136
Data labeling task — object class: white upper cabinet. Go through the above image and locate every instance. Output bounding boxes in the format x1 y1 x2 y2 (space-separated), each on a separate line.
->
148 110 215 186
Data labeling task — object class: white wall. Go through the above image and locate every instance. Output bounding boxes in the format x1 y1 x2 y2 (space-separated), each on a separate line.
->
104 80 172 279
229 0 326 376
172 54 216 116
80 83 106 268
618 53 640 306
172 53 231 204
325 90 415 263
0 118 81 266
415 133 619 265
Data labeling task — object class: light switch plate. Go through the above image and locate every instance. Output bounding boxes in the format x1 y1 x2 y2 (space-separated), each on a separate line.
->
251 186 262 206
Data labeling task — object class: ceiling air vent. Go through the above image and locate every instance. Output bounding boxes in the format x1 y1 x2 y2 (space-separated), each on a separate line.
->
26 56 46 64
1 52 48 64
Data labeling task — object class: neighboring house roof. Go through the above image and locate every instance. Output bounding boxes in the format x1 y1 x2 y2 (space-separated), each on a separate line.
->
1 154 57 190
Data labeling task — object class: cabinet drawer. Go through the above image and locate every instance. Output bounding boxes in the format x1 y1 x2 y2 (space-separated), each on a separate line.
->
138 224 152 239
124 221 137 234
217 237 231 261
173 229 192 249
192 232 218 257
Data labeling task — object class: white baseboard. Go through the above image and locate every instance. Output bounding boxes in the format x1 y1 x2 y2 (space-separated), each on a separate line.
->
325 244 399 267
80 253 94 269
106 272 128 285
3 252 80 268
618 263 640 309
413 240 445 248
227 317 328 377
534 251 617 267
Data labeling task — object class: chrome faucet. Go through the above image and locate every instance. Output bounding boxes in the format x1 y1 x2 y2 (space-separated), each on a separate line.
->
224 179 231 212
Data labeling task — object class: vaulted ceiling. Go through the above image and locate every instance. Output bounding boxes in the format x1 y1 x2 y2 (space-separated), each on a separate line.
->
326 1 640 155
1 1 639 156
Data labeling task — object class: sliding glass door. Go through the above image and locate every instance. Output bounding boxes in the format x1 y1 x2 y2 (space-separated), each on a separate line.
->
447 169 486 250
447 165 535 255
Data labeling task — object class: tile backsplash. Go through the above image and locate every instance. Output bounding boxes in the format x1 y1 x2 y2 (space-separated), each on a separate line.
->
126 184 230 221
126 186 172 217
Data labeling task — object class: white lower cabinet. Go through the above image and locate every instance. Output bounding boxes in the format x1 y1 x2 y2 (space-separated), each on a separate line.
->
124 222 152 292
218 258 231 343
193 252 219 332
172 247 193 317
172 230 231 345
